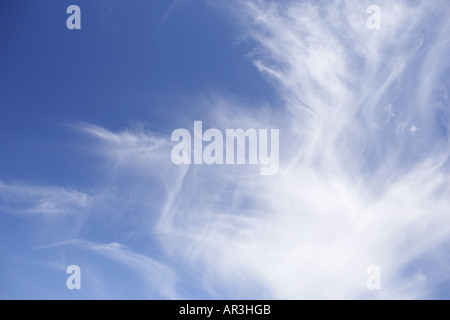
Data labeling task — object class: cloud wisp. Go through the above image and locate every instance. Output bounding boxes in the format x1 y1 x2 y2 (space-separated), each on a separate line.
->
44 239 178 299
0 181 92 216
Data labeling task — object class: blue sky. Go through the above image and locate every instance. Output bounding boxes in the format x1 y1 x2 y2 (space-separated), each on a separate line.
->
1 0 450 299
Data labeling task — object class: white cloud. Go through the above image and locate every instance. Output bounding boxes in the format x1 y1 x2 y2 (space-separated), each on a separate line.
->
0 181 92 215
140 0 450 299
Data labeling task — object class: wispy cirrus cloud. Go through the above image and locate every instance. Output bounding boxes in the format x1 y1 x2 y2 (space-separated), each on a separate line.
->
178 0 450 299
45 239 179 299
75 122 177 176
0 181 92 215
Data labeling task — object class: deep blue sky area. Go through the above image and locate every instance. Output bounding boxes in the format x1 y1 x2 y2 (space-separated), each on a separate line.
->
0 0 277 186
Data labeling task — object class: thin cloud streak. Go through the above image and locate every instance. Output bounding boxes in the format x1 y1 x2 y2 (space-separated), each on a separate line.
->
0 181 92 215
45 239 179 299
